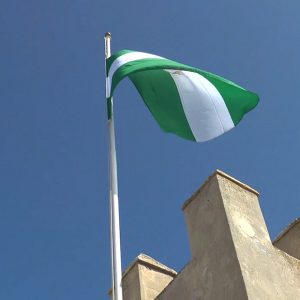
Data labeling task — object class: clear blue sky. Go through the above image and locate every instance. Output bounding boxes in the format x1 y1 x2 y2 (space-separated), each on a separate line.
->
1 0 300 298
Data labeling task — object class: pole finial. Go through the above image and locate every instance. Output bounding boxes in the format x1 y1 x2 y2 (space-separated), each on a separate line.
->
105 32 112 59
105 32 112 39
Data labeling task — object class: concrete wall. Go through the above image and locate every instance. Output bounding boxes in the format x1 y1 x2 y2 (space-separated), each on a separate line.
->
117 170 300 300
273 219 300 260
111 254 176 300
216 172 300 299
122 263 141 300
157 171 249 300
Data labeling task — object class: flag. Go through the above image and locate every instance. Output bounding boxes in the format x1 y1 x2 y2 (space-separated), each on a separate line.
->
106 50 259 142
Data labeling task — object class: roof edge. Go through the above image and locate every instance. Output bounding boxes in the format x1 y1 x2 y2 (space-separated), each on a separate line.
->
182 169 259 210
108 253 177 295
273 217 300 245
122 253 177 280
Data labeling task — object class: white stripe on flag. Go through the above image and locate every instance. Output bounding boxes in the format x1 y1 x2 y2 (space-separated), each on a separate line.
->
167 70 234 142
106 77 111 99
106 52 164 97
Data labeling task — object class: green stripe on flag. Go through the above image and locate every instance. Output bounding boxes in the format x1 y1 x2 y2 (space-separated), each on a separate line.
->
129 69 195 141
107 98 112 120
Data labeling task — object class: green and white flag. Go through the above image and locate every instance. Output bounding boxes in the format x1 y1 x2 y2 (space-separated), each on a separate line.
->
106 50 259 142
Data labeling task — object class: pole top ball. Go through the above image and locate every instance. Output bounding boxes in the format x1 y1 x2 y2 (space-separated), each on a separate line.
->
105 32 112 39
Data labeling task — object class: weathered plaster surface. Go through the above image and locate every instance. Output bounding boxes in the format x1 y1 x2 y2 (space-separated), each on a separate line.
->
273 218 300 260
111 254 176 300
115 170 300 300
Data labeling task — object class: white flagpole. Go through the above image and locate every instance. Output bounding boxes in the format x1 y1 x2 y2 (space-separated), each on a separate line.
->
105 32 123 300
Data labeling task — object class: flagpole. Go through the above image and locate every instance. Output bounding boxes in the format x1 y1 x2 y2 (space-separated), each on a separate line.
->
105 32 123 300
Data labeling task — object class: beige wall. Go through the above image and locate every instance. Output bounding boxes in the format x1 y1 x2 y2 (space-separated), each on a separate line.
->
112 254 176 300
157 172 249 300
117 170 300 300
273 219 300 260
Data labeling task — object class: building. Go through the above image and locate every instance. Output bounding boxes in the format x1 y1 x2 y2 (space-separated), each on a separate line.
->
111 170 300 299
